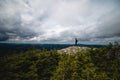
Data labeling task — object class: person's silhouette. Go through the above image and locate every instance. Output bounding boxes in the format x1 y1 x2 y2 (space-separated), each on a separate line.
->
75 38 78 46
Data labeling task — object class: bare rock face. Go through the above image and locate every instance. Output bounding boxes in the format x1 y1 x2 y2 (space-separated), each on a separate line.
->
58 46 90 54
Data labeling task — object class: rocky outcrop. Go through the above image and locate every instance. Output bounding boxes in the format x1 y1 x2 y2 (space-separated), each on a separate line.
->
58 46 90 54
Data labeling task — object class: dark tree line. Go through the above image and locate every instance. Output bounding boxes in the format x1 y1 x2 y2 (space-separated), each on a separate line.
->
0 45 120 80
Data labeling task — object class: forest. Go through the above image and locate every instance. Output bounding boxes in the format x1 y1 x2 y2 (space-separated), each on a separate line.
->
0 44 120 80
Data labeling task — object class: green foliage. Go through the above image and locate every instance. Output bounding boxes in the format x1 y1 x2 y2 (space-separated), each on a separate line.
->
0 46 120 80
0 49 59 80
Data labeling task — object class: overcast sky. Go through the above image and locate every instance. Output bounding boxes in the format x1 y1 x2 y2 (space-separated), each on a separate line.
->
0 0 120 44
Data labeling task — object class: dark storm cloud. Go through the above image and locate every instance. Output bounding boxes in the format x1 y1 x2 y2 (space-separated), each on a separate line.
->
0 0 120 44
95 9 120 39
0 0 38 41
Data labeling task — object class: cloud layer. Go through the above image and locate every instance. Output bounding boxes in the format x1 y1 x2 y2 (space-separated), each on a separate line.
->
0 0 120 44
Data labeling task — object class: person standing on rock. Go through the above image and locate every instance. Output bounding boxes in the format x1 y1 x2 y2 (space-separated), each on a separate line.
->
75 38 78 46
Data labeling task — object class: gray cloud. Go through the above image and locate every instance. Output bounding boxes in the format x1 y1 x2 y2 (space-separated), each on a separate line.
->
0 0 120 44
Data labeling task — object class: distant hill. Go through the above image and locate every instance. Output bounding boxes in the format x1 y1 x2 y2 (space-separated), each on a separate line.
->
0 43 105 56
